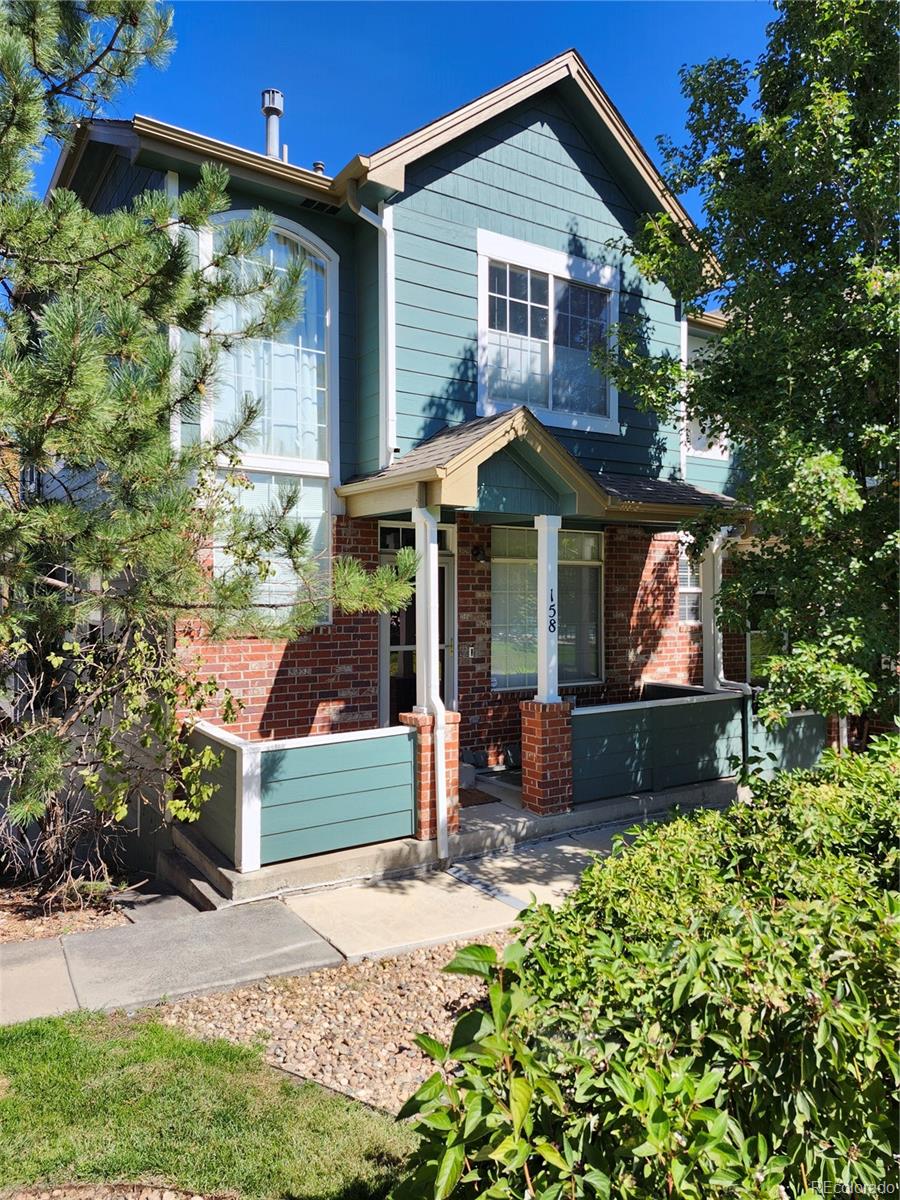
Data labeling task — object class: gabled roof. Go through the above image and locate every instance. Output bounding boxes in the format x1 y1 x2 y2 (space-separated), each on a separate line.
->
338 407 737 522
332 49 699 244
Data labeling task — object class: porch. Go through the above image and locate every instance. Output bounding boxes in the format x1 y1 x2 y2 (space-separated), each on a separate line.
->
170 406 824 888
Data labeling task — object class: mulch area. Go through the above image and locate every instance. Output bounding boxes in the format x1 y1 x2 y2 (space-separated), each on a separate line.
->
0 885 128 944
163 928 513 1114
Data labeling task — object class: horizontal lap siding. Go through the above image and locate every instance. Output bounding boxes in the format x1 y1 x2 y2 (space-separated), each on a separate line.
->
749 712 826 777
391 91 682 477
258 731 415 863
189 732 239 860
571 696 743 802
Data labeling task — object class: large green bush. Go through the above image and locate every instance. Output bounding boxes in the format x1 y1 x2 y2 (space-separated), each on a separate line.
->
392 738 900 1199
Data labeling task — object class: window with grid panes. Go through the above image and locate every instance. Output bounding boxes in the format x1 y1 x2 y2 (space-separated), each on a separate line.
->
486 259 610 417
490 527 603 689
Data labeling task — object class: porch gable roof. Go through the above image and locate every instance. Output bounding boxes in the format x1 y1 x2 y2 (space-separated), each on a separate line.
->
337 407 738 522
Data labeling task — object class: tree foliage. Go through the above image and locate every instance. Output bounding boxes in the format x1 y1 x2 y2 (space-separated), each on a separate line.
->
393 737 900 1199
599 0 898 723
0 2 414 895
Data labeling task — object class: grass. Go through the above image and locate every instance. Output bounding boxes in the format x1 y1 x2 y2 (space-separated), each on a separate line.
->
0 1012 417 1200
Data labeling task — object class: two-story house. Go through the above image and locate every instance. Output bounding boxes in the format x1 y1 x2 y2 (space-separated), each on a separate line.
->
49 50 824 897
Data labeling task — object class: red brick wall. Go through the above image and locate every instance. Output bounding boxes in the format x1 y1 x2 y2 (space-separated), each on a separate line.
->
399 710 460 840
184 514 704 752
180 515 381 739
604 526 703 702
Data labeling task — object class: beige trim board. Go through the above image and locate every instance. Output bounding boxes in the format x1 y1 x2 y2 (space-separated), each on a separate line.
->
334 50 699 250
337 407 611 518
337 407 737 521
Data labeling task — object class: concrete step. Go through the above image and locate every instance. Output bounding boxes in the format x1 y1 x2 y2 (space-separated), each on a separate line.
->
155 848 230 911
172 821 441 902
170 823 237 899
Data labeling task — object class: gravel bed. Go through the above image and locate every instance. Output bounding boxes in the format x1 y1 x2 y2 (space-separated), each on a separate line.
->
0 886 127 944
162 929 513 1114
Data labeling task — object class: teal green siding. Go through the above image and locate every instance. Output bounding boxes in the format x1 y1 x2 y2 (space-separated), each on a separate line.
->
259 730 415 864
189 731 239 861
356 223 382 475
572 695 743 802
476 446 561 515
749 712 826 777
390 91 687 481
686 454 735 494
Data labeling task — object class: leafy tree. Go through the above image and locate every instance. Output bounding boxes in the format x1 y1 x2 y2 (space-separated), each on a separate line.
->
601 0 898 727
394 737 900 1199
0 2 414 898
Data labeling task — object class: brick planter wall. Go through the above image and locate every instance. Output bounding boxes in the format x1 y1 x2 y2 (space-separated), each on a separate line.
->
519 700 573 815
399 710 460 841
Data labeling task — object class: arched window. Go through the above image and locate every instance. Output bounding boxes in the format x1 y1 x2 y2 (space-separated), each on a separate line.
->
213 225 331 463
179 214 339 612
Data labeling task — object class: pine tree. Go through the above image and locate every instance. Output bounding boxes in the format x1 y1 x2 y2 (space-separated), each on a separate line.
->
0 2 414 899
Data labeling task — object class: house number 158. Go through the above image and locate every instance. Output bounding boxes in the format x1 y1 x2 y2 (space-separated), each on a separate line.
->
548 588 557 633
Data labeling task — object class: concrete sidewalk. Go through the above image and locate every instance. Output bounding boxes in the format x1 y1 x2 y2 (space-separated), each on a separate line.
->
0 828 618 1025
0 899 341 1024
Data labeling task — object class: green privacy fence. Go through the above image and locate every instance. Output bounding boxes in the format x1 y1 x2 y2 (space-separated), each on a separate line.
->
572 690 826 804
188 721 416 871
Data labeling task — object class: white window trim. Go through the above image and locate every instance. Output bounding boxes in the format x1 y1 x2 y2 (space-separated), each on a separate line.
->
172 210 340 623
678 542 703 625
681 318 729 461
181 212 341 495
489 525 605 690
476 229 620 436
376 520 457 726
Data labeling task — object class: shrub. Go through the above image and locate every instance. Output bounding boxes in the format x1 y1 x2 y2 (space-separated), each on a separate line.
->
392 737 900 1199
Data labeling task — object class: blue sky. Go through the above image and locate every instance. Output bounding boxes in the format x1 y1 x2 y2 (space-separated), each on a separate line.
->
38 0 773 216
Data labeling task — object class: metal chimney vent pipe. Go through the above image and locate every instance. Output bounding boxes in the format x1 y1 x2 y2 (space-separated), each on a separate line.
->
312 160 325 175
261 88 284 159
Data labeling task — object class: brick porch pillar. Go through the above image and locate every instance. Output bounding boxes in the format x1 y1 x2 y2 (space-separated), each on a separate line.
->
399 710 460 840
519 700 573 815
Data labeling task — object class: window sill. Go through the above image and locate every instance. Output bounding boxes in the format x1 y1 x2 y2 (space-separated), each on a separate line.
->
479 397 620 437
489 678 606 694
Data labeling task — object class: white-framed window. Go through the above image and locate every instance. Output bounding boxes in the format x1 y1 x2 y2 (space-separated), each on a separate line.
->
477 230 619 436
678 545 702 623
682 326 729 460
490 527 604 689
176 213 339 617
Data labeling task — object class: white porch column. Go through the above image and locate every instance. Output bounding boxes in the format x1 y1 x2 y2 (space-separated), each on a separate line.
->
535 514 562 704
701 532 725 691
412 506 441 712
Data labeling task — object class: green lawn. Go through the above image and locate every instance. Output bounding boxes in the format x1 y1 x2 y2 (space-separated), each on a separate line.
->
0 1012 416 1200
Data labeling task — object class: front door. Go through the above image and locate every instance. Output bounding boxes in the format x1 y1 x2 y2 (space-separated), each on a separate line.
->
379 529 455 726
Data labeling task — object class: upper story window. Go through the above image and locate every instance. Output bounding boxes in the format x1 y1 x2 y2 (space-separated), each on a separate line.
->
214 230 328 462
684 328 729 460
179 214 338 474
478 230 619 436
176 214 339 615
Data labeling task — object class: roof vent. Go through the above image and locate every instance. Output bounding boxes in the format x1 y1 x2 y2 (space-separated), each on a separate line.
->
261 88 284 159
312 160 325 175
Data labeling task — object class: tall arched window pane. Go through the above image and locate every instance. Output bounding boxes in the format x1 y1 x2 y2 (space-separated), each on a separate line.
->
213 229 328 462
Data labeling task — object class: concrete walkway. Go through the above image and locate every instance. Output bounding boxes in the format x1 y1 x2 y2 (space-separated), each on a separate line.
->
0 827 620 1025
